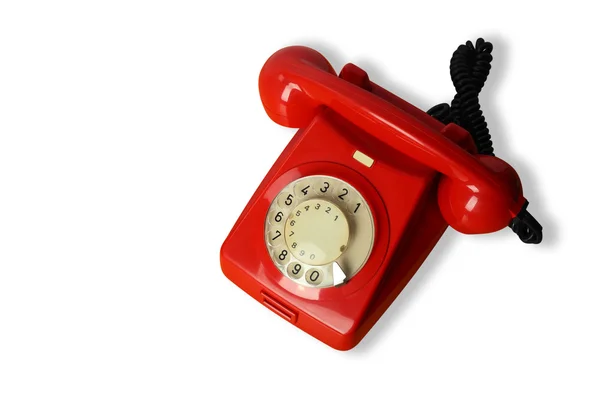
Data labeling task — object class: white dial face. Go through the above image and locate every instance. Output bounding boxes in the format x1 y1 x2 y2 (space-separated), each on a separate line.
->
264 175 375 288
285 199 349 265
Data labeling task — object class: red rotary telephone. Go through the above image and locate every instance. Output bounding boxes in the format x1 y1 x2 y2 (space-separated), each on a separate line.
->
220 39 542 350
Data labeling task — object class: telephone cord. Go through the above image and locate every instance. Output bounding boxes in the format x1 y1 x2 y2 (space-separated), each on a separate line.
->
427 39 543 244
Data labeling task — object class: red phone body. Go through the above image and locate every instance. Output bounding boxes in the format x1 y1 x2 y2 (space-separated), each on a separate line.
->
221 47 527 350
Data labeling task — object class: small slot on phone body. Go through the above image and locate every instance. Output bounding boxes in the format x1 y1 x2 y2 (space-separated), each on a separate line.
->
261 291 298 324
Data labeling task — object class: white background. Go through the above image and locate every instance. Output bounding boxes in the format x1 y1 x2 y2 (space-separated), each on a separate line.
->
1 1 599 399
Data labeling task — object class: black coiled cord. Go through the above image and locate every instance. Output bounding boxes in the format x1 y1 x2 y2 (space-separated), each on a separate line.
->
428 39 543 244
427 38 494 154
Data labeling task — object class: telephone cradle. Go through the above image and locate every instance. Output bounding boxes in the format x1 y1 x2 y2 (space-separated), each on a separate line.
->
220 39 543 350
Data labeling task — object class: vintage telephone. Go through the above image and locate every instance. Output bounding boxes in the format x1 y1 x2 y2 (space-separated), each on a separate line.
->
220 39 543 350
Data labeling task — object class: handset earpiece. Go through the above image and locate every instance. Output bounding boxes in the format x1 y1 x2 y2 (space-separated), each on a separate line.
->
437 153 524 234
259 46 336 128
258 46 529 237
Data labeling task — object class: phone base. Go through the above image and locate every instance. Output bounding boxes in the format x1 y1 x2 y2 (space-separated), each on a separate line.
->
222 187 447 350
221 63 472 350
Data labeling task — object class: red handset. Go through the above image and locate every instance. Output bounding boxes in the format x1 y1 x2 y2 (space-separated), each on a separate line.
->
260 46 527 235
221 40 542 350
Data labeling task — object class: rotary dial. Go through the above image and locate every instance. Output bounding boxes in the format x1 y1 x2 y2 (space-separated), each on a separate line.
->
264 175 375 288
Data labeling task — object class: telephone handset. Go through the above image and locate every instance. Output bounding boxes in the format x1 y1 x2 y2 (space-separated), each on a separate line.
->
221 39 543 350
260 45 537 238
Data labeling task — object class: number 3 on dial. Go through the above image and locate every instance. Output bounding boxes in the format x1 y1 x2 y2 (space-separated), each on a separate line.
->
313 178 332 195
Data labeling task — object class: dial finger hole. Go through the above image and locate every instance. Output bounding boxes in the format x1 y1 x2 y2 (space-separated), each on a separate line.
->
313 177 335 197
286 262 305 279
346 197 364 215
333 184 351 204
272 247 291 265
294 180 314 199
305 268 324 286
267 228 284 247
268 209 286 226
276 191 296 209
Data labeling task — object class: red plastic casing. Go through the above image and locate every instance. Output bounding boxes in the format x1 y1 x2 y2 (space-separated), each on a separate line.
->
220 46 525 350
